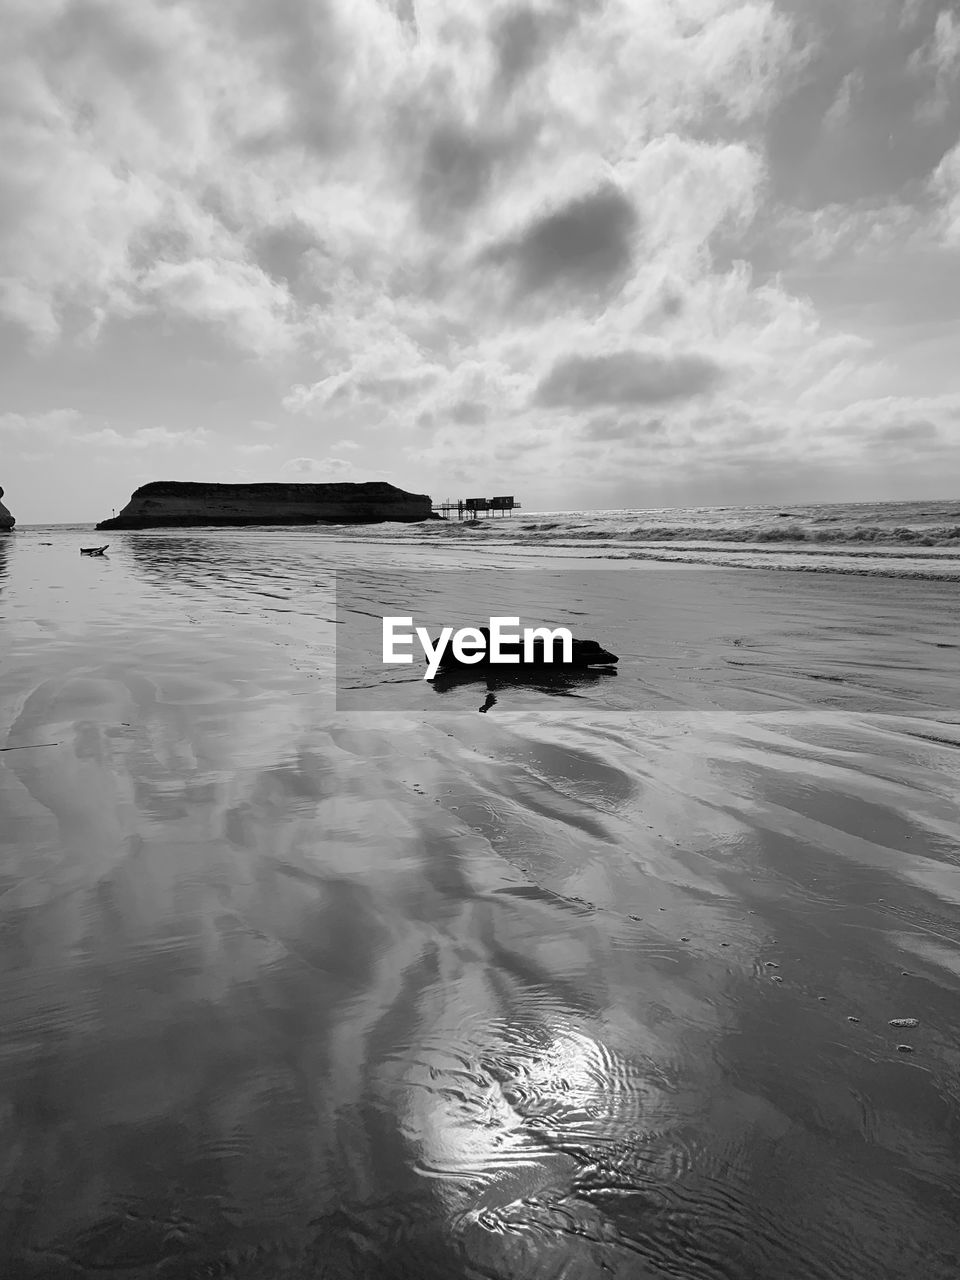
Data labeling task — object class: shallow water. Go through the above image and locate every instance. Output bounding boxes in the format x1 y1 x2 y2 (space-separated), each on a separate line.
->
1 528 959 1278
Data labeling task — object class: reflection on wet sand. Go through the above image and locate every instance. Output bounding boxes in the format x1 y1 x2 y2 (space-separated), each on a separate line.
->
0 534 12 607
1 530 959 1277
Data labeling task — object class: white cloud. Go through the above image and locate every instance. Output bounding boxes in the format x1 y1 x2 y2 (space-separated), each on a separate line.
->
0 408 82 434
775 201 927 266
931 9 960 76
0 412 209 452
76 426 210 449
933 141 960 243
138 258 300 355
281 455 357 478
407 389 960 501
822 70 862 132
910 8 960 120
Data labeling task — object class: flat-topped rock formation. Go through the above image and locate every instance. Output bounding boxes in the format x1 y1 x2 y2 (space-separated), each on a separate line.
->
0 486 14 530
96 481 433 530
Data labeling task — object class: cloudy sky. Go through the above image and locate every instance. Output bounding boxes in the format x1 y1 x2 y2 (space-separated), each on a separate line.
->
2 0 960 523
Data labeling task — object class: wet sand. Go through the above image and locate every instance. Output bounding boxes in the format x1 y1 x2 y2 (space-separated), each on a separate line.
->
1 529 959 1278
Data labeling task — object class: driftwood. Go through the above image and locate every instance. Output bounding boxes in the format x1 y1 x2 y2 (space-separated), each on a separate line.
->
434 627 618 672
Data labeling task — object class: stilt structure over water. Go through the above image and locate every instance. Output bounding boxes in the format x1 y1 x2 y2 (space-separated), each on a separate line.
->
432 496 520 520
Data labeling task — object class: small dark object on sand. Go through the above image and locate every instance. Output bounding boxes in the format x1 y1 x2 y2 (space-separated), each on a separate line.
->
80 544 109 556
435 627 618 672
847 1016 860 1023
896 1044 914 1053
889 1018 919 1028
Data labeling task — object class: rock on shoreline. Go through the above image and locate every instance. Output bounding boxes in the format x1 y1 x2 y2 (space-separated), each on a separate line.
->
0 486 14 530
96 481 433 530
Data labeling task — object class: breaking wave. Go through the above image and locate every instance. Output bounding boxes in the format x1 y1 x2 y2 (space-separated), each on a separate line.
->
515 521 960 547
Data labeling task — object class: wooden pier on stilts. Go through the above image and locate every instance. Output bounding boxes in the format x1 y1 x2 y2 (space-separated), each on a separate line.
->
431 496 520 520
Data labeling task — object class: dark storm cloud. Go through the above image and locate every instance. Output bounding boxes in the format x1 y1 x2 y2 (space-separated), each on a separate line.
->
253 223 323 288
416 123 514 224
877 419 938 443
393 37 547 230
536 349 723 409
490 0 606 92
386 0 418 38
659 289 685 318
449 399 489 425
582 414 665 441
43 0 162 77
491 6 557 91
231 0 349 155
357 371 439 401
491 1 611 93
482 185 638 296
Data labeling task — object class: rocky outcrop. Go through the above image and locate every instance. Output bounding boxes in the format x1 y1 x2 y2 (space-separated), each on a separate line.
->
96 480 433 530
0 486 14 531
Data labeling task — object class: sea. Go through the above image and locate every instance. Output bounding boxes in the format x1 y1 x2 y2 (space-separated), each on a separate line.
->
312 497 960 577
0 500 958 1278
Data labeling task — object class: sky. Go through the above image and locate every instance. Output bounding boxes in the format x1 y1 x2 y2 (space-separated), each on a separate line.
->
2 0 960 523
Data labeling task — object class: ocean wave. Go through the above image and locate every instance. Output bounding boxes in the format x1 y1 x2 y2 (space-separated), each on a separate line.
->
497 521 960 547
301 499 960 577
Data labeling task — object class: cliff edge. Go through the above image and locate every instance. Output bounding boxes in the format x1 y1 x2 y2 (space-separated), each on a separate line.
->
96 480 433 530
0 486 14 531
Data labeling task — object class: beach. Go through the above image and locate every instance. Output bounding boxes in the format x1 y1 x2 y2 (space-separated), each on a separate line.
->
1 524 959 1278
